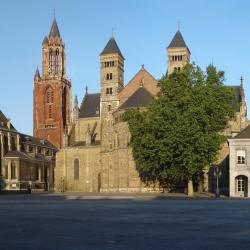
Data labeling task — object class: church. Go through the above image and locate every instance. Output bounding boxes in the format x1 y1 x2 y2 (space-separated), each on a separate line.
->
33 19 248 193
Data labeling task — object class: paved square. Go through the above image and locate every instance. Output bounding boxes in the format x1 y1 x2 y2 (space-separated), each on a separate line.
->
0 195 250 250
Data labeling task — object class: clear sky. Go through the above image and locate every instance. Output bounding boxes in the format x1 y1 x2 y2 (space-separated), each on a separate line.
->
0 0 250 135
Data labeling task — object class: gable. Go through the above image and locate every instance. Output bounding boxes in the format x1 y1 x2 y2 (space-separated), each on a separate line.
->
118 66 159 106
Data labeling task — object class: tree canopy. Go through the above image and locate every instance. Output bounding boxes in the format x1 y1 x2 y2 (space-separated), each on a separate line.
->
123 63 237 194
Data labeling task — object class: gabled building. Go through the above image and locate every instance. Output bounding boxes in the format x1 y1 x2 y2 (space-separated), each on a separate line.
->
0 110 57 191
228 125 250 197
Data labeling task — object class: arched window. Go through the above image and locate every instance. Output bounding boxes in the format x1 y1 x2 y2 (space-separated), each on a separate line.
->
49 49 53 75
45 87 54 119
11 161 16 180
74 159 79 180
55 49 59 75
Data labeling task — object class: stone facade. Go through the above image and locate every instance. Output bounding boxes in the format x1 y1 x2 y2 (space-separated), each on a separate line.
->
228 125 250 197
0 110 56 191
53 28 248 193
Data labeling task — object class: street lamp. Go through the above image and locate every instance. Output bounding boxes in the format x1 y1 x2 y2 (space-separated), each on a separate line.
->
214 165 221 198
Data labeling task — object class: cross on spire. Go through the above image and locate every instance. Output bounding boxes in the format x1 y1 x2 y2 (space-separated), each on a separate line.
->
177 21 181 31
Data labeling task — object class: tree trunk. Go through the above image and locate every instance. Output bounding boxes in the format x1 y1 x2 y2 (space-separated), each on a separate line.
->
188 178 194 197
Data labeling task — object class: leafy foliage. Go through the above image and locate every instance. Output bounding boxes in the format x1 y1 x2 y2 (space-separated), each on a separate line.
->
123 63 237 188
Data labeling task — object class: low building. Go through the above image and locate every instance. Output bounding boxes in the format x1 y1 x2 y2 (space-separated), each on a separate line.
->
0 110 57 191
228 125 250 197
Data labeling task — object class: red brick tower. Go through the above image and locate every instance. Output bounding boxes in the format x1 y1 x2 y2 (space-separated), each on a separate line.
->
33 18 72 148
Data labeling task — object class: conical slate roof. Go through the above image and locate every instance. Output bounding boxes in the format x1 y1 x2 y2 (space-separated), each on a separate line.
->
49 18 60 38
34 68 40 79
168 30 190 53
42 36 48 45
100 37 124 59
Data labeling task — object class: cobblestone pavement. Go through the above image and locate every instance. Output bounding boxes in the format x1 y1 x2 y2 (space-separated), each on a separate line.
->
0 194 249 250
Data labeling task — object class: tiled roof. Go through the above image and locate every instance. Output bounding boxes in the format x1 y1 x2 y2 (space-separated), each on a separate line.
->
119 87 154 110
228 85 242 103
4 151 54 162
20 134 57 149
168 30 190 54
100 37 124 59
0 110 16 130
79 93 100 118
233 125 250 139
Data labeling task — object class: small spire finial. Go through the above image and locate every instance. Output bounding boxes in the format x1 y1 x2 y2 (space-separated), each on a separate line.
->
112 27 114 38
54 8 56 19
85 85 88 95
240 76 244 86
177 21 181 31
141 64 144 70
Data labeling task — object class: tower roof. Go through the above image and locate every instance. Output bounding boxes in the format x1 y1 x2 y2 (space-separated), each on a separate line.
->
34 68 40 79
100 37 124 59
168 30 190 53
49 18 61 38
42 36 48 45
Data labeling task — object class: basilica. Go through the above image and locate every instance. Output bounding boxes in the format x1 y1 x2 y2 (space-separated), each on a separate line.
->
33 19 248 193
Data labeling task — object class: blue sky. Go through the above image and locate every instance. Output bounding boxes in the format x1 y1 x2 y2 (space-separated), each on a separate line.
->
0 0 250 135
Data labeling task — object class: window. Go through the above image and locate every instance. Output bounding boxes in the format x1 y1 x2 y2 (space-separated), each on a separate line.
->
37 147 41 154
106 73 112 80
11 161 16 180
106 88 113 95
49 105 52 118
74 159 79 180
46 88 54 104
108 105 111 111
237 176 245 192
5 164 8 179
29 145 33 152
55 49 59 75
237 150 246 164
45 88 54 120
49 49 53 75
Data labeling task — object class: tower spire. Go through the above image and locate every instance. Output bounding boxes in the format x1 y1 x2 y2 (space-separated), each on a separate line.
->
49 18 61 38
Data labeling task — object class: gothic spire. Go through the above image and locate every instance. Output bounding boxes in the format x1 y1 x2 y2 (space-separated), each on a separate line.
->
74 95 78 108
49 18 61 38
34 67 40 79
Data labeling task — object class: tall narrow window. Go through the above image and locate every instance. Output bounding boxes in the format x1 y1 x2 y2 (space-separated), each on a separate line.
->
11 161 16 180
55 49 59 75
49 49 53 75
45 87 54 119
74 159 80 180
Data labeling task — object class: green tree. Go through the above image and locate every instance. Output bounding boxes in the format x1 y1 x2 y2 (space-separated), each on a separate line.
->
124 63 237 196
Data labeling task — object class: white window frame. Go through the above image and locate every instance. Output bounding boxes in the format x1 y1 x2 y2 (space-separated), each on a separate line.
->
236 149 246 164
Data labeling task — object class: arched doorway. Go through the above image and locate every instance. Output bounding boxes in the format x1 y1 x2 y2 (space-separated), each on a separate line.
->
235 175 248 197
